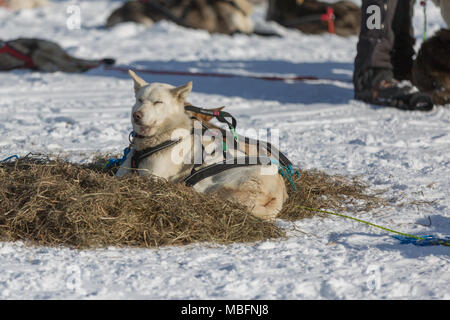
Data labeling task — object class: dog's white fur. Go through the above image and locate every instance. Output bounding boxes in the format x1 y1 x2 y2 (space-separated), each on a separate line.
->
2 0 49 10
116 70 287 220
432 0 450 27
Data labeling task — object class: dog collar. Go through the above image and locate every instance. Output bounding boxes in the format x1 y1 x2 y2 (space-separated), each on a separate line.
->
133 133 147 139
129 131 148 143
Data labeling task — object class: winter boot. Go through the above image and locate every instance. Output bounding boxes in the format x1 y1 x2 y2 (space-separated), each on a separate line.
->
354 68 434 111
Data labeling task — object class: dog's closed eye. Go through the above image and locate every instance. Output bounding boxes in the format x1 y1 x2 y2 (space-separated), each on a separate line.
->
153 101 163 105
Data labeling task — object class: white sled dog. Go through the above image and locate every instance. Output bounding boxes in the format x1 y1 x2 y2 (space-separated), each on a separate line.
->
116 70 288 220
433 0 450 27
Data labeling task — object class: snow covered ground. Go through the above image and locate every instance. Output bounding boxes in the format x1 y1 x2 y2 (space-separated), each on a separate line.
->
0 0 449 300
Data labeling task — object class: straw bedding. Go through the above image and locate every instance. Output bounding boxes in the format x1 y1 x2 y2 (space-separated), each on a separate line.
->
0 155 384 249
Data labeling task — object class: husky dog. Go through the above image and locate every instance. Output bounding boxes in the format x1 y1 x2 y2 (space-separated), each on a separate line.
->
266 0 360 37
432 0 450 27
106 0 253 35
116 70 288 220
0 0 49 10
0 38 115 72
412 29 450 105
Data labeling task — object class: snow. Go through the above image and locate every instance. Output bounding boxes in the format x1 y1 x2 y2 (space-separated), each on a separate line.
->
0 0 449 300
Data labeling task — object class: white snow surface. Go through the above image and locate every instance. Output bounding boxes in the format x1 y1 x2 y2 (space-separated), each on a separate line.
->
0 0 449 300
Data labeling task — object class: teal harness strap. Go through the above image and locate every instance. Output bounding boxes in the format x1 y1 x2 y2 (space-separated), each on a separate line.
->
271 159 300 191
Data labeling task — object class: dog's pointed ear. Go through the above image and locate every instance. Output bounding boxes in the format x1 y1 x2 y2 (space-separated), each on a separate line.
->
128 70 147 94
171 81 193 102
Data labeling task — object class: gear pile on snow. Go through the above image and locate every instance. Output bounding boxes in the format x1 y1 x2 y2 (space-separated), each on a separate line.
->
266 0 360 37
0 38 115 73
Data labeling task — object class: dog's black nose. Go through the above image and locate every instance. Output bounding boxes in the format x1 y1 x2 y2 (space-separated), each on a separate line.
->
133 111 143 123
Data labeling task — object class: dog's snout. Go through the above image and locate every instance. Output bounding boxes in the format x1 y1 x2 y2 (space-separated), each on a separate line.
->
133 111 143 123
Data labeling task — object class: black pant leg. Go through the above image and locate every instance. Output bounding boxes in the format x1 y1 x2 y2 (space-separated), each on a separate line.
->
353 0 398 90
391 0 415 81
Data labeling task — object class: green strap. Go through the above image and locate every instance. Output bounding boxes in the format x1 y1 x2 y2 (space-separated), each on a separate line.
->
423 0 427 41
221 126 238 152
230 126 238 142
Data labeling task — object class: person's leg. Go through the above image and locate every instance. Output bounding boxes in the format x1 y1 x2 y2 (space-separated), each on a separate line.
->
353 0 433 111
391 0 415 81
353 0 398 91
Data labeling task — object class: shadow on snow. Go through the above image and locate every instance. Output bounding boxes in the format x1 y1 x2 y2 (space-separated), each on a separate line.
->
87 59 355 105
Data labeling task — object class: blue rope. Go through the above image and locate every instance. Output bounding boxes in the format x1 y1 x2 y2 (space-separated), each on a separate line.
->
392 235 450 247
105 130 137 168
300 206 450 248
105 147 131 169
1 155 19 163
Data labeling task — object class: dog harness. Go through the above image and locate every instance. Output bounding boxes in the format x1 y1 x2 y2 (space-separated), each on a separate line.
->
128 105 297 188
130 138 182 170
